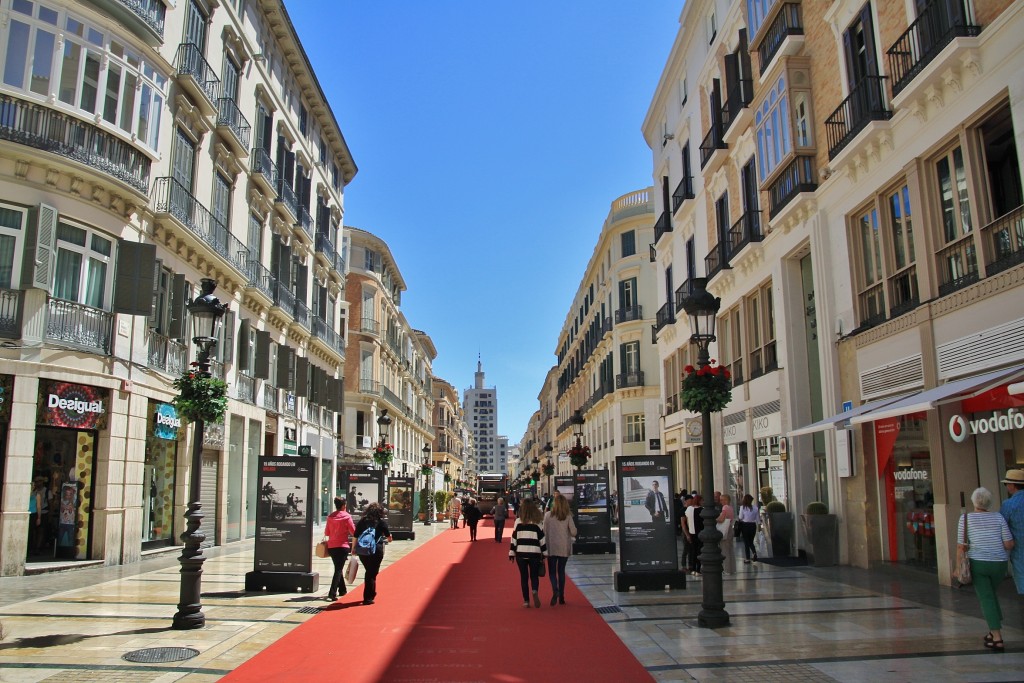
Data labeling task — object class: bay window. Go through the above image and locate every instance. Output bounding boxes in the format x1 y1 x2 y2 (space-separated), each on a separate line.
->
754 63 815 185
747 281 777 378
0 205 25 289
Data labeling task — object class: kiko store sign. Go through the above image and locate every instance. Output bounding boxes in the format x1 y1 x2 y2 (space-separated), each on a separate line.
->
38 380 109 430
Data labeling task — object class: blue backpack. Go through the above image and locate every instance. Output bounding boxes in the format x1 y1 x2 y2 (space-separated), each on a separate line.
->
355 524 378 556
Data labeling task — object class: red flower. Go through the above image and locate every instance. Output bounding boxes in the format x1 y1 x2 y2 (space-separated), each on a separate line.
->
684 365 695 374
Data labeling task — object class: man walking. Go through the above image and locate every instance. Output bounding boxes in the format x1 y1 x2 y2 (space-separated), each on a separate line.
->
1000 469 1024 593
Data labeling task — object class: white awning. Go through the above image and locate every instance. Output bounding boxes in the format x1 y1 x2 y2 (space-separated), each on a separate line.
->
849 364 1024 425
788 394 910 437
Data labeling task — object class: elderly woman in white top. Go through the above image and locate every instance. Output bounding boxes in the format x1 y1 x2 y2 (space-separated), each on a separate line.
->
543 492 577 606
958 486 1014 652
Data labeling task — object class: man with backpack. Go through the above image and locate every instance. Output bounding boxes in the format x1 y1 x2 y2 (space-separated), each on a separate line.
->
352 502 392 605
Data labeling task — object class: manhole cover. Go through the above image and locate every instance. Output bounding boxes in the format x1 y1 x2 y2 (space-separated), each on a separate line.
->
296 606 322 614
594 605 622 614
122 647 200 663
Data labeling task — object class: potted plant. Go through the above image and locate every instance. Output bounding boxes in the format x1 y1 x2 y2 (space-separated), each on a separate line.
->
173 363 228 424
764 500 794 558
418 487 429 521
434 490 448 521
801 501 839 566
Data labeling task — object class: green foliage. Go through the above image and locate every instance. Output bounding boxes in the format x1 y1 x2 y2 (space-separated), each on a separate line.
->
172 366 228 424
418 488 429 514
805 501 829 515
542 462 555 476
680 360 732 413
759 486 775 507
568 444 591 469
420 463 433 476
434 490 447 512
765 500 787 513
373 443 394 468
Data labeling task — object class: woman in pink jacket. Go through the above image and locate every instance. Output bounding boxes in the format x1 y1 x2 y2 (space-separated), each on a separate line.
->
323 496 355 600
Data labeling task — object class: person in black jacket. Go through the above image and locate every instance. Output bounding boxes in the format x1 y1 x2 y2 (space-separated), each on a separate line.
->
352 502 392 605
463 498 482 541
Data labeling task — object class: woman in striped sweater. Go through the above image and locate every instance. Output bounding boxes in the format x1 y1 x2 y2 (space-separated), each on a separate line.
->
510 499 547 607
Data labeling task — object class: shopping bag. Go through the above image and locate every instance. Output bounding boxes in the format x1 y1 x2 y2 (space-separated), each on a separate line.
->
755 527 770 559
345 555 359 584
954 514 972 587
315 541 328 558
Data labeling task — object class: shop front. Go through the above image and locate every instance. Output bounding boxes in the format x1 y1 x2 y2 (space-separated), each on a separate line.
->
723 412 747 503
874 414 936 569
144 401 180 549
30 380 108 563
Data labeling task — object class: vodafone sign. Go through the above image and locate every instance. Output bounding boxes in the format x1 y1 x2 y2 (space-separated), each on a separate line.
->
949 409 1024 443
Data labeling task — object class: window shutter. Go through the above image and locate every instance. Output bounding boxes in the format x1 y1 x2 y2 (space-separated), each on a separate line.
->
308 366 321 405
295 355 309 397
237 318 251 370
149 258 163 328
112 241 157 316
22 203 58 293
277 345 293 389
221 310 235 365
255 330 271 379
168 273 188 339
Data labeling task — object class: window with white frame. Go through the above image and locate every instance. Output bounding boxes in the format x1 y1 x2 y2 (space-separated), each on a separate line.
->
621 230 636 258
0 205 25 288
747 0 778 39
624 414 645 443
746 281 776 378
755 75 791 182
53 220 114 309
718 306 744 384
1 0 167 151
707 10 717 44
680 75 688 106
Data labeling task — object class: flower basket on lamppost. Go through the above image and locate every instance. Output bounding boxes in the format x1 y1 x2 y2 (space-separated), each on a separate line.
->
172 278 227 631
373 409 393 473
680 277 730 629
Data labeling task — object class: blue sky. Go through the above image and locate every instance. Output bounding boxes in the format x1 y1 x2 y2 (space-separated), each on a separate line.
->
286 2 681 442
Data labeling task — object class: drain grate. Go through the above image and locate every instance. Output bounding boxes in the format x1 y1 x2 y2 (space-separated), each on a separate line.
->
594 605 622 614
122 647 200 663
296 606 322 614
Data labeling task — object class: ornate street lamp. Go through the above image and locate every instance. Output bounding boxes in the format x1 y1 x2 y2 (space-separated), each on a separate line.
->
543 442 554 495
374 409 393 474
422 444 433 526
680 276 729 628
173 278 227 630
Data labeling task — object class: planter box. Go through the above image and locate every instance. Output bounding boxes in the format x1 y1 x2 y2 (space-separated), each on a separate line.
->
801 514 839 566
766 512 794 557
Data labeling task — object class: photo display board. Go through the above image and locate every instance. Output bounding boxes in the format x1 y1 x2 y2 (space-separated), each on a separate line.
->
254 456 315 573
616 455 678 572
342 470 385 523
387 476 415 534
574 469 612 546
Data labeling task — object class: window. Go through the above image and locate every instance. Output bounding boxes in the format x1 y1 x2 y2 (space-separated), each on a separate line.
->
755 75 791 182
621 230 636 258
212 172 231 229
0 205 25 288
53 220 114 309
248 213 263 264
618 277 637 312
719 306 744 384
708 10 717 44
746 281 776 378
624 414 645 443
680 75 688 106
620 341 640 374
747 0 775 39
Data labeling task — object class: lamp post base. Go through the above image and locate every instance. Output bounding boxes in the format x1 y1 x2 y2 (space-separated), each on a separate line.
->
172 501 206 630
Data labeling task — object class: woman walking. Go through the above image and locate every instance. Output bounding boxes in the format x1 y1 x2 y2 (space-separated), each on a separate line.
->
716 493 735 574
543 492 577 605
958 487 1014 651
323 496 355 601
684 495 704 575
737 494 759 564
509 499 547 608
463 498 482 541
493 496 509 542
353 502 392 605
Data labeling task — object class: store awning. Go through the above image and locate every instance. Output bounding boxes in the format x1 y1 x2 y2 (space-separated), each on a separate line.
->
849 363 1024 425
788 394 911 437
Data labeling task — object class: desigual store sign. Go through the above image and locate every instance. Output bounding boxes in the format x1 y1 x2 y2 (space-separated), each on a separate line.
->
37 380 109 430
948 409 1024 443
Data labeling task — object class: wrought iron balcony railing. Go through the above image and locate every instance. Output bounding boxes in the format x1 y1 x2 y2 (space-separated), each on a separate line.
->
672 175 694 212
889 266 920 318
360 318 380 335
726 210 764 255
655 302 675 331
237 372 256 404
316 232 337 265
674 278 694 313
981 204 1024 276
614 306 643 324
858 282 886 328
758 3 803 74
705 241 731 280
0 93 150 193
293 299 310 330
936 235 979 297
768 155 817 218
216 97 251 151
271 279 295 317
276 178 299 218
244 256 276 300
721 78 753 133
699 123 727 168
262 384 279 412
653 210 672 243
152 177 249 275
887 0 981 97
146 329 187 375
615 371 645 389
112 0 166 38
174 43 219 106
0 288 23 339
825 75 892 159
296 205 314 240
250 147 278 190
46 298 112 353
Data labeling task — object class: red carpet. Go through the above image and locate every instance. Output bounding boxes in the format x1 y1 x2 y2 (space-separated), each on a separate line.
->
223 520 652 682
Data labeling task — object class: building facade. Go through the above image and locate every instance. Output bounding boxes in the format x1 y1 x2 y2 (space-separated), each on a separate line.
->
646 0 1024 583
464 359 501 474
0 0 354 575
430 375 466 490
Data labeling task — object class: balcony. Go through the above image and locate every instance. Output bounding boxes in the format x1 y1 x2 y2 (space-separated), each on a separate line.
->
295 205 314 243
721 78 753 141
858 282 887 328
601 317 612 337
152 177 249 276
244 257 276 302
699 123 728 170
250 147 278 196
293 299 310 330
146 329 187 375
271 279 295 317
615 371 645 389
982 204 1024 276
237 372 256 404
889 266 920 318
653 210 672 243
360 318 380 336
315 232 337 270
614 306 643 324
726 210 764 258
887 0 981 97
90 0 165 44
262 384 279 412
674 279 694 314
0 289 23 339
334 252 347 275
672 175 694 213
174 43 219 115
215 98 251 157
767 155 817 219
655 302 675 332
359 378 381 396
705 241 731 281
936 234 979 296
45 298 112 353
312 315 346 360
275 179 299 221
825 75 892 159
208 360 224 381
758 3 804 75
0 93 150 195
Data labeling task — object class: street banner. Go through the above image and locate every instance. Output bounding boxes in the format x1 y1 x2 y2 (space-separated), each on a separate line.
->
254 456 315 573
342 470 385 523
616 455 678 572
574 470 612 546
387 476 415 535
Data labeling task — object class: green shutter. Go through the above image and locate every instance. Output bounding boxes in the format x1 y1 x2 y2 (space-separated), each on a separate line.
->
237 317 251 370
22 203 58 292
295 355 309 397
220 310 235 365
276 345 293 389
112 241 157 316
254 330 271 379
168 274 188 340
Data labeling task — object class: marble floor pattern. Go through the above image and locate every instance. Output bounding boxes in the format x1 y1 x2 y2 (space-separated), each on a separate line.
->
0 530 1022 682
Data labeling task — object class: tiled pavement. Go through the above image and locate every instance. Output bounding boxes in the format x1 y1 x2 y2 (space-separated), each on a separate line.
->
1 529 1023 682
